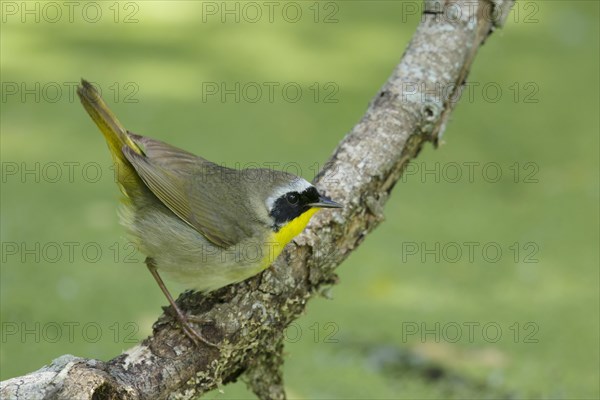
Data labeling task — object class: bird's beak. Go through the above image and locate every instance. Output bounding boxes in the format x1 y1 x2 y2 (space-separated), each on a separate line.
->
308 196 342 209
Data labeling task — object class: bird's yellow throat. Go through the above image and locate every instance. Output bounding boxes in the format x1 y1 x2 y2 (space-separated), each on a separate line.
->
263 207 319 267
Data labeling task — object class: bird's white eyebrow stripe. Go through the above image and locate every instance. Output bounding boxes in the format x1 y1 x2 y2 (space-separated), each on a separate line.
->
265 178 312 211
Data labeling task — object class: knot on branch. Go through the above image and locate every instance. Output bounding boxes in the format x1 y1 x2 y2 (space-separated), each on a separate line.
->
423 0 511 28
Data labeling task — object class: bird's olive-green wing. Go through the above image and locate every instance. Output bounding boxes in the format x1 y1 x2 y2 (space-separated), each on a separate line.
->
127 132 213 171
122 134 255 249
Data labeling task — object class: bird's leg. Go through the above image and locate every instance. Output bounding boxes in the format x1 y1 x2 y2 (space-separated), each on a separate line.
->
145 260 218 347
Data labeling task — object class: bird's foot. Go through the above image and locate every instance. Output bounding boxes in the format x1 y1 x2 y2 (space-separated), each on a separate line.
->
180 318 219 348
166 307 219 348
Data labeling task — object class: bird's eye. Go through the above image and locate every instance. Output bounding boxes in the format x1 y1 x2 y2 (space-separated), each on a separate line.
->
286 192 299 204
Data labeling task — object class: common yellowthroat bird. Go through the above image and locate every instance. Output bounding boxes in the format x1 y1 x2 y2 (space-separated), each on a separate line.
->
76 79 341 345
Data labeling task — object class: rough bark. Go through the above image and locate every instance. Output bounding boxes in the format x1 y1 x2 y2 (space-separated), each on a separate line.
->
1 1 514 399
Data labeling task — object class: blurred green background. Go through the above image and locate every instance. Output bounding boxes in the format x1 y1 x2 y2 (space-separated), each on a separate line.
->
1 1 598 398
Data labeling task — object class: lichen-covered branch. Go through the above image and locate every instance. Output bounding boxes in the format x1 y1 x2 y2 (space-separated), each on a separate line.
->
0 1 514 399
